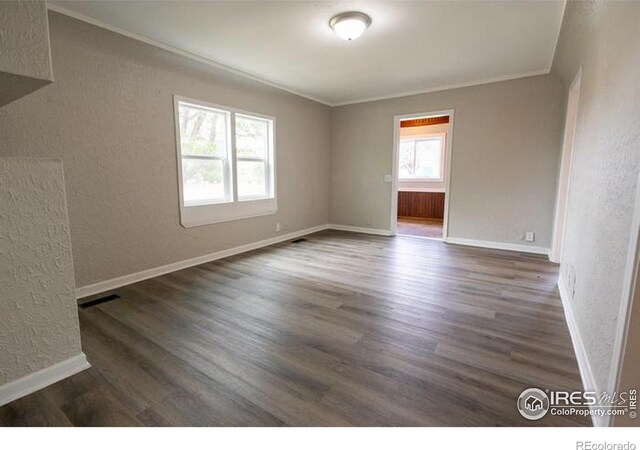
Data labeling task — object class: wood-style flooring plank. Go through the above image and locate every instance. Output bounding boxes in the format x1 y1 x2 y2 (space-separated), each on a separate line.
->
0 230 589 426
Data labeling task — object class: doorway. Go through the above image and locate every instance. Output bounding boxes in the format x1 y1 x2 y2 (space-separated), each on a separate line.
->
550 69 581 263
391 110 454 240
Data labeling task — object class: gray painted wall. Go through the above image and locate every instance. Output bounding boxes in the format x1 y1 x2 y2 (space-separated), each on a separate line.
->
330 75 565 248
551 1 640 391
0 158 82 385
0 12 331 288
0 1 53 106
1 1 638 403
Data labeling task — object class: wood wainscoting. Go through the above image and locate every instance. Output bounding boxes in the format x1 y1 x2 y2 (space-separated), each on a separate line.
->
397 191 445 219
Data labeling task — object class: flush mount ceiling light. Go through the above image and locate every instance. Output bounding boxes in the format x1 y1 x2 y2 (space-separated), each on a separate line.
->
329 11 372 41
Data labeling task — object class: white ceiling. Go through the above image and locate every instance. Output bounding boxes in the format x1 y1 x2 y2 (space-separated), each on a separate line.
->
50 1 566 106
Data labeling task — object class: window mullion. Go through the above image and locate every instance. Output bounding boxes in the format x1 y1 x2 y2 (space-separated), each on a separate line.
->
439 137 445 180
236 157 266 163
181 155 223 161
229 112 238 202
265 123 271 197
412 140 417 177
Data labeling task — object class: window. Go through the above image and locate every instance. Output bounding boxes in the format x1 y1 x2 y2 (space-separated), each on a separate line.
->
174 96 276 227
178 102 231 206
398 133 445 181
236 114 271 199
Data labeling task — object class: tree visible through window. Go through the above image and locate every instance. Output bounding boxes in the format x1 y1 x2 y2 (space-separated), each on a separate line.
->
178 103 230 205
398 135 445 180
176 99 274 207
236 114 270 199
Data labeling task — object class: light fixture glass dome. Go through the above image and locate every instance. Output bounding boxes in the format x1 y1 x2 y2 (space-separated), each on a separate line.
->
329 12 372 41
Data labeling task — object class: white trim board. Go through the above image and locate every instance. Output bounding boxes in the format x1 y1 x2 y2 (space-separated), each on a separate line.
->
46 4 330 107
445 237 549 256
331 69 549 107
550 67 581 264
390 109 455 241
549 0 568 74
76 224 330 299
47 4 551 108
76 225 557 298
557 275 603 427
0 353 90 407
398 187 446 193
327 224 393 236
75 223 393 299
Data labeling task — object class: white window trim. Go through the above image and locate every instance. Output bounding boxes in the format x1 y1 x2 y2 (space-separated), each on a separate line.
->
173 95 277 228
398 187 446 193
235 112 274 202
398 132 446 182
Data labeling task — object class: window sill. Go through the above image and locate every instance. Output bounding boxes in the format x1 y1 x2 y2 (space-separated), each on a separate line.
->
180 197 277 228
398 187 445 193
398 178 444 183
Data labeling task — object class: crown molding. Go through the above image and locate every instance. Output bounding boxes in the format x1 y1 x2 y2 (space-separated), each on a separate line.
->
549 0 568 73
330 69 550 107
48 3 553 108
46 3 332 107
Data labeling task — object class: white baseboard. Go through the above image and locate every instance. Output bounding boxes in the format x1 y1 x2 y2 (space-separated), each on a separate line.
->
0 353 90 407
76 224 330 299
558 275 605 427
445 237 549 256
327 224 392 236
76 226 552 298
76 222 397 298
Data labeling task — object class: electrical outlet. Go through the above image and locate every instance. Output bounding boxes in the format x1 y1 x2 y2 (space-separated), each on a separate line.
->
383 174 392 183
525 231 535 242
366 219 372 227
276 222 282 232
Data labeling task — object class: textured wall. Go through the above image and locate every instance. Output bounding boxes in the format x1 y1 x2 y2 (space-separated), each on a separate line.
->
0 12 331 288
0 158 82 385
0 1 53 106
330 75 565 248
551 1 640 391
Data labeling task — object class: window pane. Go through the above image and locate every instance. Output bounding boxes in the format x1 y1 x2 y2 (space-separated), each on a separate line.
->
178 103 228 157
238 160 266 198
182 158 225 205
399 140 415 178
415 138 442 179
236 115 268 159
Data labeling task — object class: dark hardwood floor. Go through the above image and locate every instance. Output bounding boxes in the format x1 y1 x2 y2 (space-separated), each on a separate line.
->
0 230 589 426
397 217 444 239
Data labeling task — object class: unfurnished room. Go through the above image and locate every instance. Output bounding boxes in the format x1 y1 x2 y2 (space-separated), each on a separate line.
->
1 0 639 445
